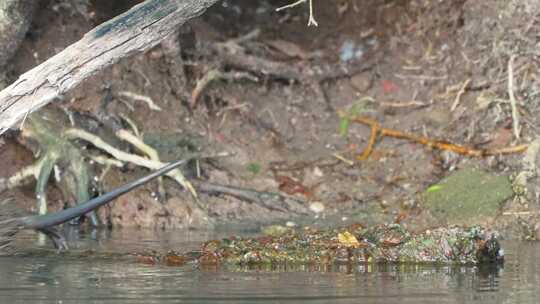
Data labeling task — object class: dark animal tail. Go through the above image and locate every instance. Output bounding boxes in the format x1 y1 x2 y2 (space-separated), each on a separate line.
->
20 158 191 229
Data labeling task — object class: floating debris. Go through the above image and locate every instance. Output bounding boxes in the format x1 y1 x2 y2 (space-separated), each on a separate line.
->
139 224 503 267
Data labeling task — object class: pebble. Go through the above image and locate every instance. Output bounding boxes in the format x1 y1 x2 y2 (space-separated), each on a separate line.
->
309 201 325 214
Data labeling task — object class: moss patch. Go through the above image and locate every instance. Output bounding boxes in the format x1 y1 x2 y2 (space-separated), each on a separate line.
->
422 168 513 225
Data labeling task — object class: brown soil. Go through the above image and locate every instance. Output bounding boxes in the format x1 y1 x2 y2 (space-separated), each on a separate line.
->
1 0 539 236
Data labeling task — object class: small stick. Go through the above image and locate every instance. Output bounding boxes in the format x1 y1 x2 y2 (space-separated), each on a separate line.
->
276 0 305 11
450 78 471 111
341 113 528 159
508 55 521 140
276 0 317 26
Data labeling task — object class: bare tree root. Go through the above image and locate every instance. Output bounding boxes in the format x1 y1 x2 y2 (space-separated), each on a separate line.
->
116 128 166 198
0 159 42 193
191 31 376 110
190 69 258 108
64 128 199 198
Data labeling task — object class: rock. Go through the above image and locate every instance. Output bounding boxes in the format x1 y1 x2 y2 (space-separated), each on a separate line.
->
422 168 513 225
309 201 325 214
350 72 373 92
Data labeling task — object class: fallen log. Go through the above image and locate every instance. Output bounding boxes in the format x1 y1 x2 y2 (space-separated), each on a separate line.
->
0 0 220 135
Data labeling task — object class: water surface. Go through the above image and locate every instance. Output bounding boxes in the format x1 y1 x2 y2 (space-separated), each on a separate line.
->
0 228 538 303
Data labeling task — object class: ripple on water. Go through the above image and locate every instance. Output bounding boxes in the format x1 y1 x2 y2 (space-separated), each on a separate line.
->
0 231 539 304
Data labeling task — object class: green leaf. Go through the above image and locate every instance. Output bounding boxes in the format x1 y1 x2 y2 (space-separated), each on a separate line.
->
426 185 443 193
339 117 351 137
247 163 261 175
338 96 375 137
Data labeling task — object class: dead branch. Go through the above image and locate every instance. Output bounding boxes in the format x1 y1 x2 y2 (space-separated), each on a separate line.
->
339 113 528 159
0 0 220 135
211 41 373 83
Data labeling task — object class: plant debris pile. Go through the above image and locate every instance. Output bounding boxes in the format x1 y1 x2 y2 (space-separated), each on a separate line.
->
138 224 504 267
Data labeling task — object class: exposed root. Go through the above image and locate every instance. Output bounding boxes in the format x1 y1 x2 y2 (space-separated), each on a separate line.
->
64 128 198 198
119 114 140 137
88 155 124 168
117 91 162 112
0 160 42 192
195 36 375 111
190 69 258 108
11 111 97 224
116 128 166 198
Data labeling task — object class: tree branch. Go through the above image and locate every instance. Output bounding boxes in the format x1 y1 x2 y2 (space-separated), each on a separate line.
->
0 0 220 135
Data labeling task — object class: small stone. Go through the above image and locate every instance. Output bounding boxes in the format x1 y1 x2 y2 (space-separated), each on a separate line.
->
350 72 373 92
285 221 297 227
309 201 325 214
312 166 324 177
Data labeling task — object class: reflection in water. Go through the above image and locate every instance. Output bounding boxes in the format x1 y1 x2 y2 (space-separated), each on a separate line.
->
0 228 538 304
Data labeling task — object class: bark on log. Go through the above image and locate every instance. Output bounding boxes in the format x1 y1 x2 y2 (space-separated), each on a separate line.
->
0 0 35 68
0 0 220 135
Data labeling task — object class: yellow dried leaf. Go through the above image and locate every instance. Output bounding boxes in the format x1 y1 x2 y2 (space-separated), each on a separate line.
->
338 231 360 248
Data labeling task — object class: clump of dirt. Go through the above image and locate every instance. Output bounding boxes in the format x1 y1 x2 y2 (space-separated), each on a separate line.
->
1 0 540 238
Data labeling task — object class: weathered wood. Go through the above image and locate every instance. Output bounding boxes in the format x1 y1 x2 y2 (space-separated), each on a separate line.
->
0 0 35 68
0 0 220 135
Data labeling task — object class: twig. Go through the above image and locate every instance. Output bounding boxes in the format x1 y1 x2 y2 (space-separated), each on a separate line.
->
307 0 317 27
450 78 471 111
191 69 221 108
394 73 447 80
339 113 528 159
190 69 257 108
502 211 537 216
276 0 318 27
276 0 305 11
508 55 521 140
227 28 261 45
332 153 354 166
380 100 430 108
117 91 162 111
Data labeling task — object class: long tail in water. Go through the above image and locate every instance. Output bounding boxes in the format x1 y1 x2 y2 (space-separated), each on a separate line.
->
0 157 192 252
